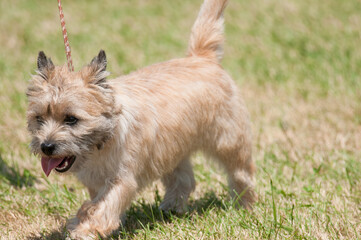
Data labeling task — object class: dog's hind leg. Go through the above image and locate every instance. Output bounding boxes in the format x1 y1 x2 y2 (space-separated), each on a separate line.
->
216 144 256 209
211 113 256 209
227 158 256 209
160 157 196 214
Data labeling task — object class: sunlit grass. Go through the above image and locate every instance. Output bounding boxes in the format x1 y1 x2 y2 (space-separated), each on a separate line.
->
0 0 360 239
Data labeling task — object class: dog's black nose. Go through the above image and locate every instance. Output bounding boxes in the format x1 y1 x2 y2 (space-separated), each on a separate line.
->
41 142 56 156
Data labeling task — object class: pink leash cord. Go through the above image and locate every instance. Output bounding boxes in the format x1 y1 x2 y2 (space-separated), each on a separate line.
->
57 0 74 71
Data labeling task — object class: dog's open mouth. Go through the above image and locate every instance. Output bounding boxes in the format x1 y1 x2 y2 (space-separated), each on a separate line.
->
41 156 76 177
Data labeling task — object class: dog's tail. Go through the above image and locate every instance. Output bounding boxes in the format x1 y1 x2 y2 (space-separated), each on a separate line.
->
188 0 228 62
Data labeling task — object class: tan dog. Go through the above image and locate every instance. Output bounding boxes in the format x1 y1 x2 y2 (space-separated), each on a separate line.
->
26 0 256 238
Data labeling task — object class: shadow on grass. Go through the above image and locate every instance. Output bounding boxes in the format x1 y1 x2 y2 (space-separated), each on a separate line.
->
115 191 227 239
27 231 64 240
0 152 36 188
27 191 227 240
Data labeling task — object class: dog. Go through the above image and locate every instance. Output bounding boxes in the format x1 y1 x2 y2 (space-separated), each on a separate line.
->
26 0 256 238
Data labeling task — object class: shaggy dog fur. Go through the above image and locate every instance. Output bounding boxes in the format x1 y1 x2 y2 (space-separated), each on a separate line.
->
26 0 256 238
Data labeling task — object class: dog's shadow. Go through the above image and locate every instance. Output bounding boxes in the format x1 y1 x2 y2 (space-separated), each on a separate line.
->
115 190 227 239
27 191 227 240
0 152 36 188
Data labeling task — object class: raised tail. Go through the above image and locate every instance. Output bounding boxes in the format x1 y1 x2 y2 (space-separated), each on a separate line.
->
188 0 228 62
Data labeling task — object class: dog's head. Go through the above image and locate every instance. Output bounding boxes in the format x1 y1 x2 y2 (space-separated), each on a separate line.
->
26 50 117 176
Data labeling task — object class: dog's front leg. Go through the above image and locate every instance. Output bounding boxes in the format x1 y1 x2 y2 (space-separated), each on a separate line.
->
67 176 137 239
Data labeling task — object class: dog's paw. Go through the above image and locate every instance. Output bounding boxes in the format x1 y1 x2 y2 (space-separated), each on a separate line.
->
66 231 97 240
67 201 120 239
66 217 94 240
66 217 97 240
159 199 188 214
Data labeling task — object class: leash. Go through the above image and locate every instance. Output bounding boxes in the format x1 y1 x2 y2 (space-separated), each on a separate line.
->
57 0 74 71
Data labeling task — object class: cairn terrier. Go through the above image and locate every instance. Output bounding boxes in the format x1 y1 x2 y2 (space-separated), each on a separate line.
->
26 0 256 238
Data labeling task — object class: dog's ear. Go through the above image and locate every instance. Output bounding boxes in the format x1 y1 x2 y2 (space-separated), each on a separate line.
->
37 51 54 80
90 50 107 72
87 50 109 86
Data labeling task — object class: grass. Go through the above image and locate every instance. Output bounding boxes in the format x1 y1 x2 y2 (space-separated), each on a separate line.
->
0 0 360 239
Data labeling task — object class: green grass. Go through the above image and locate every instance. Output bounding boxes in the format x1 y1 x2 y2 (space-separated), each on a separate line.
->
0 0 360 239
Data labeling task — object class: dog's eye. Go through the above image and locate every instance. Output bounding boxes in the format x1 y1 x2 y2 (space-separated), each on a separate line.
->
36 116 44 125
64 116 78 126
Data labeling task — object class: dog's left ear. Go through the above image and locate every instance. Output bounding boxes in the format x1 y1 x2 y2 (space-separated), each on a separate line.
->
87 50 109 86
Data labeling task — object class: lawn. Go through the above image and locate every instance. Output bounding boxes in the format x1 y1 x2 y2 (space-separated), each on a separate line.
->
0 0 360 239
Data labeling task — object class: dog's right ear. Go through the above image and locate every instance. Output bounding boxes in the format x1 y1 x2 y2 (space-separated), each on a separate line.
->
37 51 54 80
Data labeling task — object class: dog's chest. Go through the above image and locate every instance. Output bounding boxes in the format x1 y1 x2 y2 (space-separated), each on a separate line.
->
76 154 121 191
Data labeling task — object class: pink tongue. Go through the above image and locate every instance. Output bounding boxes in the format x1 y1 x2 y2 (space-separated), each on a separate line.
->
41 157 64 177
